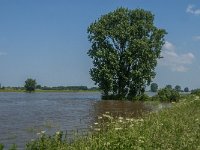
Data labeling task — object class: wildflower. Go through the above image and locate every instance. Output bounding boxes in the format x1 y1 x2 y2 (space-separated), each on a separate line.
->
118 119 123 123
138 136 145 143
94 128 101 131
195 118 199 121
56 131 61 135
36 133 40 135
104 142 110 146
118 117 123 120
138 139 144 143
105 111 110 114
115 127 122 130
94 122 98 125
102 114 113 120
41 130 46 134
98 116 102 119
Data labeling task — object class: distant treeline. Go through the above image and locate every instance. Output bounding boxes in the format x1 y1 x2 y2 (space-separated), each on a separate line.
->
0 85 99 91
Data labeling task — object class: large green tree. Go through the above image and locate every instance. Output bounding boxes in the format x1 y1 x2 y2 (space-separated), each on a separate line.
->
24 78 37 92
87 8 166 100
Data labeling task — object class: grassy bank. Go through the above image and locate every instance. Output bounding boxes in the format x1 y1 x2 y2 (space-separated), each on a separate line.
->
21 94 200 150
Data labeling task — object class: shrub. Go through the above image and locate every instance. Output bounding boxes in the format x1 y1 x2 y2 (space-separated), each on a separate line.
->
131 94 150 101
0 144 3 150
156 88 180 102
191 89 200 96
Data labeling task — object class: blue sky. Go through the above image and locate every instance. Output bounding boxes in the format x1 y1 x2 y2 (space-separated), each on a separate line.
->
0 0 199 90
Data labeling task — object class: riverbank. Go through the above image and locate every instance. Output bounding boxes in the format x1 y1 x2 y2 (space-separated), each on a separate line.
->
24 94 200 150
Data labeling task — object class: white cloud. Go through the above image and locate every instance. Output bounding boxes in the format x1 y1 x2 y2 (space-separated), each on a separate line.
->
186 5 200 15
0 52 7 56
193 35 200 41
159 41 195 72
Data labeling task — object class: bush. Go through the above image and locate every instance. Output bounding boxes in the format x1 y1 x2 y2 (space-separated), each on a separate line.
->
191 89 200 96
131 94 150 101
156 88 180 102
0 144 3 150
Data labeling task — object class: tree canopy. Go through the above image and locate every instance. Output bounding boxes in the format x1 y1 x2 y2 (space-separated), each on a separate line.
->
165 85 172 90
150 83 158 92
184 87 189 92
87 8 166 100
175 85 181 92
24 78 37 92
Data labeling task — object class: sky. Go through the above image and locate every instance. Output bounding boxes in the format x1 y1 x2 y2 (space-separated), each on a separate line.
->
0 0 200 90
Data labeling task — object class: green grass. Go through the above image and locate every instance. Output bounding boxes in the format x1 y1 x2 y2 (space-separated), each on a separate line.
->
24 94 200 150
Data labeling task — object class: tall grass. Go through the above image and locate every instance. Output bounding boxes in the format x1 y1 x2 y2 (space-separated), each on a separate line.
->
24 94 200 150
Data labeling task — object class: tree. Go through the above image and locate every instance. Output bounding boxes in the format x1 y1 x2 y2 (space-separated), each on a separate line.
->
87 8 166 100
184 87 189 92
150 83 158 92
24 78 37 92
36 84 42 89
165 85 172 89
174 85 181 92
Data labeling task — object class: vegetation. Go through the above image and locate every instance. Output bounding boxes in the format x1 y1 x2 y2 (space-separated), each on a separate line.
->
0 86 99 93
153 87 180 102
165 84 172 89
184 87 189 92
24 78 37 92
6 94 197 150
174 85 181 92
150 83 158 92
88 8 166 100
191 88 200 96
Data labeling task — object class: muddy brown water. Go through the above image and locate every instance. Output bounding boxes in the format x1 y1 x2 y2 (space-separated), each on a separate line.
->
0 92 161 149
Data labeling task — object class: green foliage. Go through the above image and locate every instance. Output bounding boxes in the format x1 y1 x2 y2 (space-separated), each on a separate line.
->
26 132 67 150
174 85 181 92
9 144 17 150
24 78 37 92
87 7 167 100
128 93 150 101
36 84 42 89
156 87 180 102
150 83 158 92
0 144 17 150
184 87 189 92
191 89 200 96
165 84 172 89
0 144 3 150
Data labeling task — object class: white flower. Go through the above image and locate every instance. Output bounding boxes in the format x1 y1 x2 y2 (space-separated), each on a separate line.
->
94 128 101 131
56 131 61 135
118 117 123 120
37 133 40 135
115 127 122 130
41 130 46 134
98 116 103 119
102 114 113 119
94 122 98 125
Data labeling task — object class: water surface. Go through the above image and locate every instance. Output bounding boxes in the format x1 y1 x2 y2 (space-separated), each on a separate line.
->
0 92 154 149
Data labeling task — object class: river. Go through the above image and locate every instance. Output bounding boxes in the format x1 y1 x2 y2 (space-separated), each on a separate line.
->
0 92 156 149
